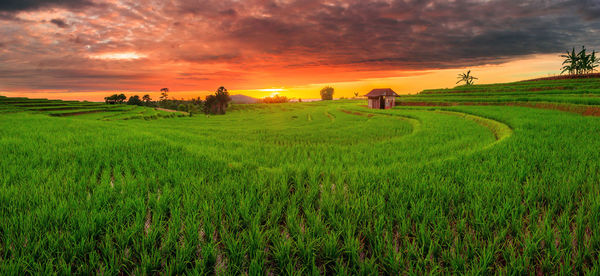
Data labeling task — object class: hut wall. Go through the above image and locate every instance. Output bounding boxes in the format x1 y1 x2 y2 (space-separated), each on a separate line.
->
368 98 379 109
385 97 396 109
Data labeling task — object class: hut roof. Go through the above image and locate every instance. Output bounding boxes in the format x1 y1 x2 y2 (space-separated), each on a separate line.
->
365 88 398 97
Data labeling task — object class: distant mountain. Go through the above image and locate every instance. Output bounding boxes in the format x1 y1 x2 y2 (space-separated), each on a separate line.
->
230 94 259 104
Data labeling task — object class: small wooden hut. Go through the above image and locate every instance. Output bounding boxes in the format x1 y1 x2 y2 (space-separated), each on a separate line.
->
365 88 398 109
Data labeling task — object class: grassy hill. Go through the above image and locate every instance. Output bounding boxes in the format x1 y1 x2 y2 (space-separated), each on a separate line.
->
1 78 600 274
397 77 600 114
0 96 187 120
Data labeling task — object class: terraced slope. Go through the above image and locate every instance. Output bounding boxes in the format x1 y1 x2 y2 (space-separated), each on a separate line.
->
1 97 600 274
0 97 187 120
398 77 600 115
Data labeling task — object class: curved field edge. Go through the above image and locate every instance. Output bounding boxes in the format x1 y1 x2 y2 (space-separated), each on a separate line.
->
2 99 600 274
0 97 188 121
433 110 513 142
397 101 600 117
346 104 511 148
339 105 513 167
339 107 422 134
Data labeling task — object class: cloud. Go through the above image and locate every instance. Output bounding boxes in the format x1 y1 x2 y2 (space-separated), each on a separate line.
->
49 18 67 28
1 0 600 93
168 0 600 70
0 0 94 12
575 0 600 20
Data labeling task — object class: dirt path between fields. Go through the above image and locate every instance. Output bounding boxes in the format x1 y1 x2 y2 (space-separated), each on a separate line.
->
155 107 180 113
155 107 189 115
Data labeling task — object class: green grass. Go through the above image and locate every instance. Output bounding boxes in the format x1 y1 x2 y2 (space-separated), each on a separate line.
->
1 81 600 274
0 98 185 120
403 78 600 107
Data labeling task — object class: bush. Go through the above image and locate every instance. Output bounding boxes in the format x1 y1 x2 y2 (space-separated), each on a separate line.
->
261 95 289 104
320 86 334 100
127 95 143 106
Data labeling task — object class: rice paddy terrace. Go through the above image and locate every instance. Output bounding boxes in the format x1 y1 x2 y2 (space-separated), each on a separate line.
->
1 78 600 274
0 97 187 120
397 77 600 115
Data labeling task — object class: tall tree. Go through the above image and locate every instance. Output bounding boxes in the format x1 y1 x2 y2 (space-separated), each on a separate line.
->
214 86 231 114
561 47 578 75
117 94 127 104
204 95 217 114
142 94 152 103
590 51 599 73
104 94 118 104
320 86 334 100
127 95 143 106
577 46 589 74
202 87 231 114
160 88 169 101
561 46 599 75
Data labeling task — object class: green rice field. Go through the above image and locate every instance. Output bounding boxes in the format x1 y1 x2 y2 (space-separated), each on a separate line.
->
2 78 600 274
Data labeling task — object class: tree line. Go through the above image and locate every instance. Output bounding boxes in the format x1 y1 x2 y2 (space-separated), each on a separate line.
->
561 46 599 75
106 85 342 112
260 95 290 103
260 86 336 103
104 87 231 115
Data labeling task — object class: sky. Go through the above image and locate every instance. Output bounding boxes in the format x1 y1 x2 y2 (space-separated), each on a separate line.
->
1 0 599 101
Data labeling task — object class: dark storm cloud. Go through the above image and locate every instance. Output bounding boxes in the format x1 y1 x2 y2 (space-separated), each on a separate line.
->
49 18 67 28
2 0 600 92
0 0 94 12
574 0 600 20
179 0 600 69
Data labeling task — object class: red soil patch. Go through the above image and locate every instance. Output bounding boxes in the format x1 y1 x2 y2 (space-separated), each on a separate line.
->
49 110 107 116
397 101 454 106
520 73 600 82
420 86 572 95
340 109 374 117
155 107 181 113
397 101 600 117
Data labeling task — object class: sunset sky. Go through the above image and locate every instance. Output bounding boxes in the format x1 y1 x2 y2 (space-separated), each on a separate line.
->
1 0 599 101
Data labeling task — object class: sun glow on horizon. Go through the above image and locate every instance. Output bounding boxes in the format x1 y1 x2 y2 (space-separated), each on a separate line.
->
256 88 287 98
258 88 286 92
89 52 147 60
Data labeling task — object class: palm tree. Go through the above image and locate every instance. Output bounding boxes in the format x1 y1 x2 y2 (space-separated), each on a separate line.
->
577 46 589 74
590 51 599 73
560 47 578 75
561 46 599 75
456 70 477 85
578 47 599 74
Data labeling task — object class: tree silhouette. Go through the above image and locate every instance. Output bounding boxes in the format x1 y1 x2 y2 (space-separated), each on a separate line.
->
117 94 126 103
127 95 143 106
160 88 169 101
203 86 231 114
104 94 116 104
561 47 578 75
456 70 478 85
590 51 599 73
142 94 152 103
105 93 126 104
214 86 231 114
561 46 599 75
320 86 334 100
